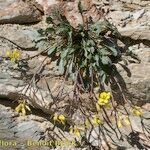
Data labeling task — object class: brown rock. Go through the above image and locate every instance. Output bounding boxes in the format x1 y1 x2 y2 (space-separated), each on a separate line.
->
35 0 59 15
0 0 43 24
63 1 84 29
36 0 103 29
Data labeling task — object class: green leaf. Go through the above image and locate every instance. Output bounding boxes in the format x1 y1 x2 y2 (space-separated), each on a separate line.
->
87 40 95 47
90 20 108 35
37 29 45 35
59 59 65 74
61 48 69 59
48 47 56 56
80 58 87 68
68 48 75 55
87 53 92 60
104 44 118 56
69 60 73 74
70 72 76 81
68 30 73 45
56 23 70 35
46 16 53 24
94 54 99 66
90 47 95 53
99 48 111 56
45 27 55 34
78 0 83 13
101 73 106 84
101 56 112 65
84 50 88 58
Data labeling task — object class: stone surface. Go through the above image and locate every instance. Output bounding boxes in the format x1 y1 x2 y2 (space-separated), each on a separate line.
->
85 113 150 149
35 0 58 15
0 1 150 149
0 49 73 115
116 48 150 105
36 0 103 29
119 26 150 41
0 0 43 24
0 0 149 113
105 1 150 41
0 25 48 50
0 102 76 150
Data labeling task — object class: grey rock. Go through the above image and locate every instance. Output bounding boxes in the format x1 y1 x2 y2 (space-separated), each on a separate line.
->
116 48 150 105
0 0 17 10
0 27 42 50
132 9 145 20
0 103 75 149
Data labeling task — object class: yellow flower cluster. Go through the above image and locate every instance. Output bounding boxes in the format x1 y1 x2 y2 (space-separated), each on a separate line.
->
15 101 31 116
53 113 66 125
69 115 103 138
132 106 143 116
98 92 111 106
6 49 21 62
96 92 111 111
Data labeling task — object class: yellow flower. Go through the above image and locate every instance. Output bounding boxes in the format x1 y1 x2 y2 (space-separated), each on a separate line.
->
53 113 58 123
100 92 111 100
85 119 91 128
15 101 31 116
58 114 66 125
53 114 66 125
132 106 143 116
70 126 81 137
15 103 22 113
21 107 26 116
91 115 103 126
98 92 111 106
117 119 123 128
6 49 21 62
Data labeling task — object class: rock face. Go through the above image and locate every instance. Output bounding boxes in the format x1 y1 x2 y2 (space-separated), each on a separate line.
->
105 0 150 41
0 45 72 115
0 102 76 150
0 0 43 24
0 0 150 149
0 27 41 50
35 0 59 15
0 0 149 106
0 0 149 111
0 52 53 114
117 48 150 104
36 0 103 29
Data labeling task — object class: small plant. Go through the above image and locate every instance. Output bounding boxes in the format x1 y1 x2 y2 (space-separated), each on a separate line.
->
36 8 146 149
38 9 124 93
